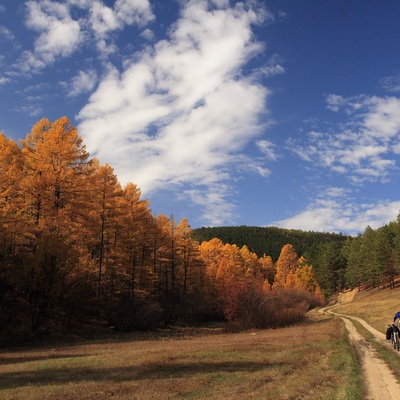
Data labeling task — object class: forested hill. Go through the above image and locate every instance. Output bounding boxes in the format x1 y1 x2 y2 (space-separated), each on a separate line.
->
192 226 348 261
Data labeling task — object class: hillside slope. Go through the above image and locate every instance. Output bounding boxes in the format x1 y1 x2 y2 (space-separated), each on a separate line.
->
192 225 347 260
331 285 400 335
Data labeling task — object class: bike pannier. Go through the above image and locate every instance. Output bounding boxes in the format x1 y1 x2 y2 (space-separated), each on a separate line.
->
386 326 393 340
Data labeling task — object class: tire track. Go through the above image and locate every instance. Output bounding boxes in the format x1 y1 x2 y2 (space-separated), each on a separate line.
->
322 303 400 399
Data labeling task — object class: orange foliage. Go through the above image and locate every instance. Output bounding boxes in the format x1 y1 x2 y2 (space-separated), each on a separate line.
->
0 116 326 338
273 244 299 288
259 254 275 288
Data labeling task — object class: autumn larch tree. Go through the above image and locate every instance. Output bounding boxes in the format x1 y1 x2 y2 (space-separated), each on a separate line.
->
88 163 124 297
19 116 92 232
120 182 152 295
0 132 25 257
273 244 299 289
17 117 95 332
259 254 275 290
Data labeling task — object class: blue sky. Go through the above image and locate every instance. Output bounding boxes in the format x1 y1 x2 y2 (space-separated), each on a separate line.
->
1 0 400 235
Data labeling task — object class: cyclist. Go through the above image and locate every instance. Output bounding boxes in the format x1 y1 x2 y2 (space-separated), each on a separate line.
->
390 313 400 349
390 312 400 341
386 312 400 340
394 311 400 324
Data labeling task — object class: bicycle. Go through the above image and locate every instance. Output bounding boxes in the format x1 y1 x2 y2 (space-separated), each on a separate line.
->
391 324 400 351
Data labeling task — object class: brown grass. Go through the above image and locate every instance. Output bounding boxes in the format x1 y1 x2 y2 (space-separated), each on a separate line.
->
0 316 360 400
333 284 400 334
332 283 400 387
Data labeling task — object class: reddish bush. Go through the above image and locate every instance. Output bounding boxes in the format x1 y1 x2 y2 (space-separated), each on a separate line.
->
259 288 324 328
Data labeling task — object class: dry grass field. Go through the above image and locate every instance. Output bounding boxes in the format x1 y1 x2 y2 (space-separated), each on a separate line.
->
333 284 400 335
333 284 400 388
0 315 360 400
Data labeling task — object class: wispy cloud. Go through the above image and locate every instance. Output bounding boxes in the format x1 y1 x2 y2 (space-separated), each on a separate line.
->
281 93 400 233
274 187 400 235
289 94 400 183
178 184 237 226
260 54 285 77
67 68 98 97
14 104 43 117
77 0 274 226
0 77 11 85
380 74 400 93
87 0 155 55
14 0 155 74
0 26 15 41
256 139 278 161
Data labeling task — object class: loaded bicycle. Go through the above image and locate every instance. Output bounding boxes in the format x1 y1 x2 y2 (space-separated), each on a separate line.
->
391 324 400 351
390 311 400 351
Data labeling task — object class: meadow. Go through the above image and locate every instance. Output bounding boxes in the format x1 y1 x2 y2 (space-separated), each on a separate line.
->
0 315 360 400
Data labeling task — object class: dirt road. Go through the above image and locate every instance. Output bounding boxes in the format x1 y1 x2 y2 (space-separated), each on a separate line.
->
324 291 400 400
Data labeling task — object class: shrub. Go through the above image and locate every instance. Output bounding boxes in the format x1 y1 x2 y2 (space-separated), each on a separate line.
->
260 288 324 328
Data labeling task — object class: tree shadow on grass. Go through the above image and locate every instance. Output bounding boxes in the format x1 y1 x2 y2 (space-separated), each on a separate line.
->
0 354 88 366
0 360 286 390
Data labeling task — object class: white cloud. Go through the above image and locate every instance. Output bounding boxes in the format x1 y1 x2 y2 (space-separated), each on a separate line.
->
380 74 400 93
260 54 285 77
18 50 47 73
35 19 81 59
89 2 119 37
363 96 400 139
140 28 155 41
67 0 93 7
0 26 15 41
19 82 50 93
290 95 400 183
115 0 154 27
261 63 285 77
67 68 98 97
14 104 43 117
274 187 400 235
325 94 345 112
78 0 272 225
256 139 278 161
87 0 154 54
19 0 82 73
0 77 11 85
179 184 237 226
15 0 154 73
286 94 400 232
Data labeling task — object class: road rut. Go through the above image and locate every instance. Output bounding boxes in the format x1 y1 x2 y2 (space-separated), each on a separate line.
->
323 291 400 399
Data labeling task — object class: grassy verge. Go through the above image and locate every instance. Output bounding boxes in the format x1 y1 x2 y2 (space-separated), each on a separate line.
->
0 315 361 400
351 319 400 382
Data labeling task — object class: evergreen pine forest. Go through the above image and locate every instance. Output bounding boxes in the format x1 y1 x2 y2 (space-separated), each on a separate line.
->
1 117 400 345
